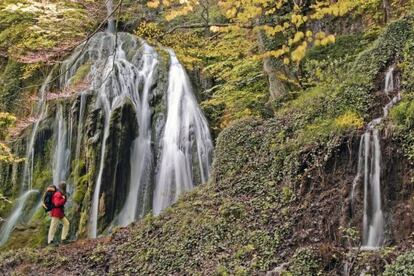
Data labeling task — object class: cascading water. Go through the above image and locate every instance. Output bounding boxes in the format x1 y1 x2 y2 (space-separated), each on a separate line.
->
116 44 158 226
52 104 71 186
87 35 160 237
0 72 52 246
351 65 400 249
384 66 394 95
106 0 115 34
22 73 52 191
0 190 39 246
153 50 213 215
1 29 213 242
359 129 384 248
83 38 212 235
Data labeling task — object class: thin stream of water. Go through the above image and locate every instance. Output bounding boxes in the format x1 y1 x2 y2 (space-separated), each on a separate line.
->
351 66 399 249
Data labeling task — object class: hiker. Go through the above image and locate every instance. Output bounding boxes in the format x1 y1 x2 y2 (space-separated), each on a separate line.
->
46 182 70 245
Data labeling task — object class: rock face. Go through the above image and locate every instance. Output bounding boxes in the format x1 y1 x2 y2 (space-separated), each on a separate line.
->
0 31 213 246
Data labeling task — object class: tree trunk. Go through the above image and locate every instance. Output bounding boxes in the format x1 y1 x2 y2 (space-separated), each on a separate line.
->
383 0 391 24
256 31 287 102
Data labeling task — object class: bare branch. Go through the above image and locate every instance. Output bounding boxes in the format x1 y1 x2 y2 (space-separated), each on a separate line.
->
14 0 124 94
166 23 254 34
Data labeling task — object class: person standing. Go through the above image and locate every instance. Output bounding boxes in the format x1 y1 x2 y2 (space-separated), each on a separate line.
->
47 182 70 245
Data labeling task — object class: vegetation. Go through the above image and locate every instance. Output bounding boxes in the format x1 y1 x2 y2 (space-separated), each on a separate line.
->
1 0 414 275
0 193 11 221
148 0 360 63
0 0 98 63
384 250 414 275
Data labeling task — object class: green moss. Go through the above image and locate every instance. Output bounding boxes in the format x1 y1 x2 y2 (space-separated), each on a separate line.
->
157 47 170 67
305 32 378 63
0 60 22 112
67 157 92 238
355 17 412 78
77 147 96 237
71 159 89 205
0 198 13 220
275 18 414 162
32 166 52 191
390 95 414 128
400 36 414 91
71 63 91 85
1 211 49 250
31 139 54 190
389 99 414 161
281 186 293 203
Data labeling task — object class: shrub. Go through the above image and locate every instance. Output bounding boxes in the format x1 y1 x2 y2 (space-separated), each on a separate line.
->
384 251 414 276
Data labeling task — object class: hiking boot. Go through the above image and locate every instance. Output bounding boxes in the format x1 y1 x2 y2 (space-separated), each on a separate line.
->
47 241 59 247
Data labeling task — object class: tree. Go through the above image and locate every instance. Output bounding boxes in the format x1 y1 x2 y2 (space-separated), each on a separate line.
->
149 0 361 62
147 0 363 100
0 0 99 63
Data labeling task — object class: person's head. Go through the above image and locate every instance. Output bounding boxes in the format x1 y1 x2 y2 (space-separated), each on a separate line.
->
59 182 67 193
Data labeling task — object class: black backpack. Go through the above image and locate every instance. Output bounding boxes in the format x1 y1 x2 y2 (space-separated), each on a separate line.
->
42 185 56 212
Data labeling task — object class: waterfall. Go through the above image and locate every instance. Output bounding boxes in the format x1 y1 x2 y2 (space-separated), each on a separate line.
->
0 190 39 246
87 35 120 238
350 137 364 204
153 50 213 215
351 65 399 249
116 44 158 226
1 31 213 242
384 66 394 95
106 0 115 34
359 130 384 248
88 36 159 237
89 96 111 238
0 72 52 246
22 73 52 191
52 104 71 186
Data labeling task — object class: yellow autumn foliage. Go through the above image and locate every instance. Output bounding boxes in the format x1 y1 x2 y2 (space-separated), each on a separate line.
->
291 41 307 63
147 0 361 64
334 111 364 130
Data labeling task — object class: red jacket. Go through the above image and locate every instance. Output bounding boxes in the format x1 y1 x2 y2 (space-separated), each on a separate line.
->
50 191 66 218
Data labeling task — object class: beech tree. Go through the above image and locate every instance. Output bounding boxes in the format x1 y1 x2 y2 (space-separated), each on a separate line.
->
147 0 365 100
148 0 363 62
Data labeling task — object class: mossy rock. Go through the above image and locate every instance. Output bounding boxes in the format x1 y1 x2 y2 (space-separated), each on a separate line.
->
70 63 92 85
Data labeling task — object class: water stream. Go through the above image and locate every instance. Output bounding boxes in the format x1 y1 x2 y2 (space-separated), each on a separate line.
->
89 36 127 237
153 50 213 215
0 72 52 245
116 43 158 226
0 190 39 246
351 66 400 249
52 104 71 187
1 31 213 242
106 0 115 34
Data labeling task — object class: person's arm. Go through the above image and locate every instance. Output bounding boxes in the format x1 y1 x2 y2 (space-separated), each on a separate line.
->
53 193 66 207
